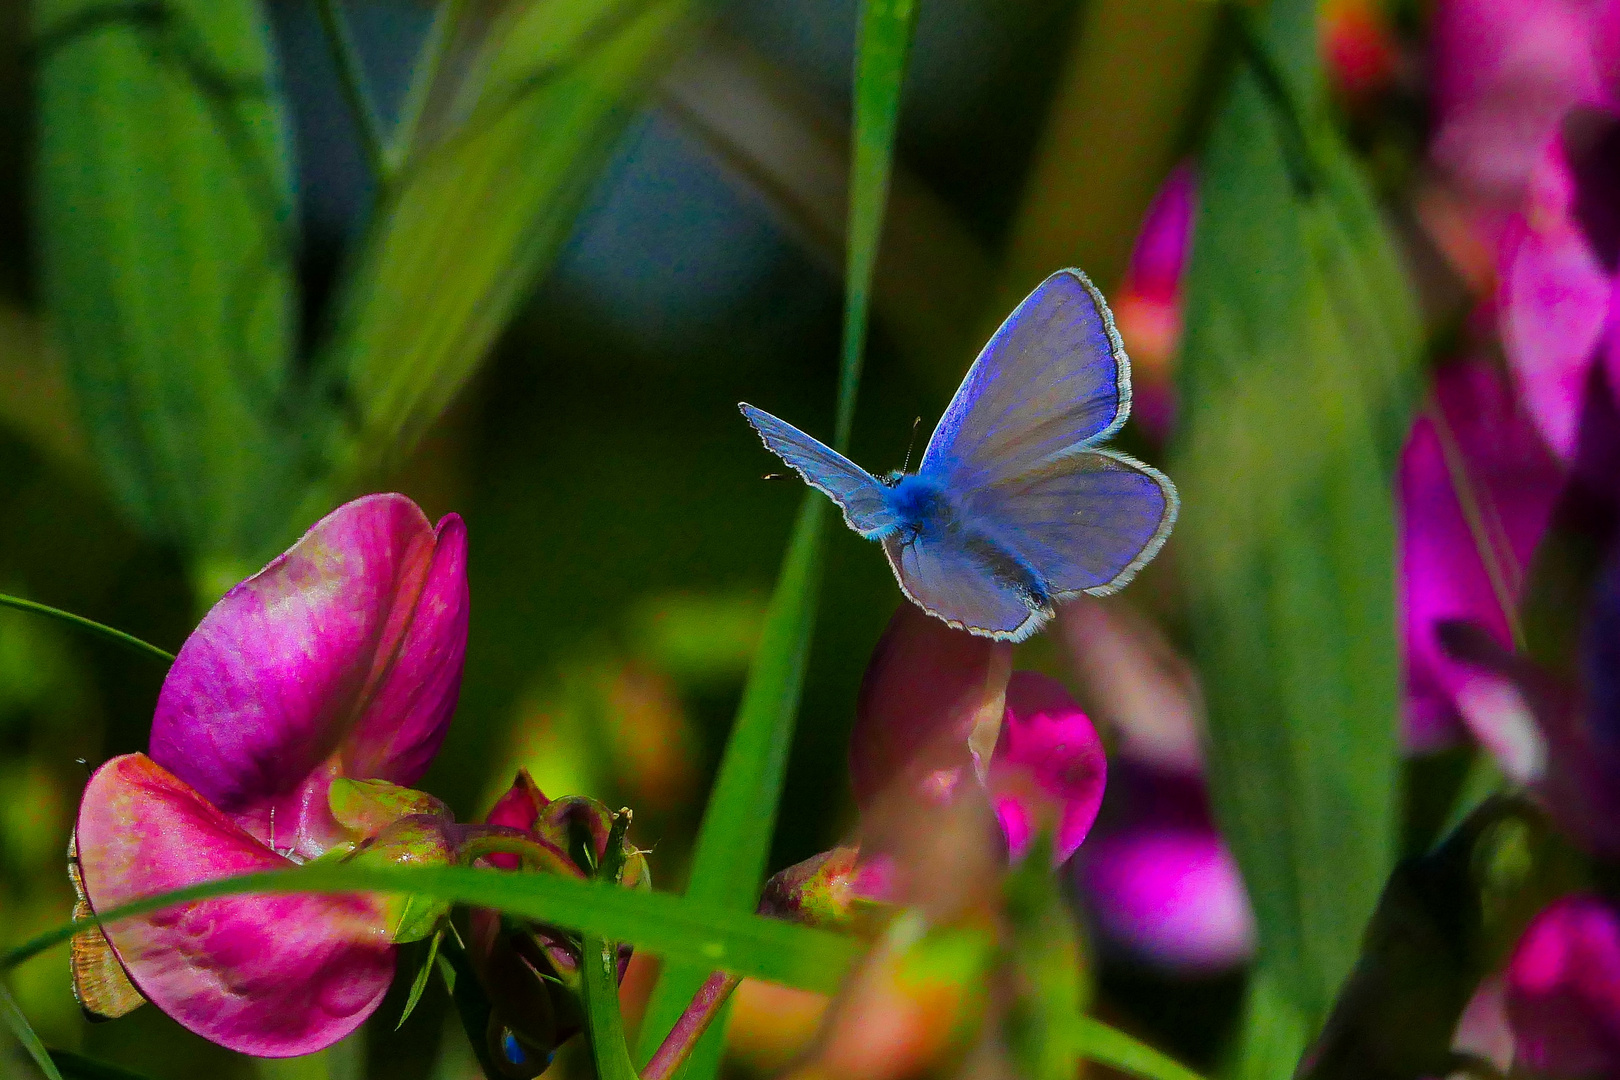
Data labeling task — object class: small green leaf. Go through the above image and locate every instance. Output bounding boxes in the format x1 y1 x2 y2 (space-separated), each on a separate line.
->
396 928 443 1030
33 0 309 561
0 977 65 1080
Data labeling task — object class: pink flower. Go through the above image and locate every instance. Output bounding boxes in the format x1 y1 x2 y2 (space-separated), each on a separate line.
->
1054 602 1254 971
850 604 1105 865
1399 361 1562 751
1501 106 1620 460
1073 763 1254 973
1506 895 1620 1075
1431 0 1620 231
1113 164 1196 442
75 494 469 1056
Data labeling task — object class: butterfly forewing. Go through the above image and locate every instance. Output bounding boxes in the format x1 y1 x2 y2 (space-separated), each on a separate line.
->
919 270 1130 488
739 404 898 536
961 450 1177 597
67 829 145 1021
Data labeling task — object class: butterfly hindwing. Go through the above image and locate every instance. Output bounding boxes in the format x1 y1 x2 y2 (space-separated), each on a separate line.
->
919 269 1129 489
739 404 897 536
880 530 1046 642
68 828 145 1021
960 449 1177 598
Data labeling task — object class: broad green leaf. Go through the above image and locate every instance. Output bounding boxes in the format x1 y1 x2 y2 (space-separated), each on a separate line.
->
0 977 64 1080
320 0 708 489
634 3 918 1075
1171 0 1422 1065
33 0 308 562
0 863 861 995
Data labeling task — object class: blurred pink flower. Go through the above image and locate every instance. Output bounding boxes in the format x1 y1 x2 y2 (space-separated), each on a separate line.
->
1073 764 1255 972
1052 601 1254 971
1399 361 1562 752
1502 106 1620 460
1321 0 1399 102
1431 0 1620 235
1113 164 1196 442
851 604 1105 865
1506 894 1620 1075
75 493 469 1056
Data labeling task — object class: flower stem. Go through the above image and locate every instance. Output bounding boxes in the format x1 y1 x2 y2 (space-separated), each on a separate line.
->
0 592 174 664
641 971 742 1080
582 932 640 1080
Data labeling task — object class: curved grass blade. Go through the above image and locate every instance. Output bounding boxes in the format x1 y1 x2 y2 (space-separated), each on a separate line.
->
633 2 919 1074
1 978 64 1080
0 863 861 995
0 593 175 664
1073 1017 1207 1080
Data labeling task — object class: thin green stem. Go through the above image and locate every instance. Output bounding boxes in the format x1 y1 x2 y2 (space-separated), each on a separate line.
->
0 593 174 664
582 933 639 1080
388 0 468 172
314 0 391 188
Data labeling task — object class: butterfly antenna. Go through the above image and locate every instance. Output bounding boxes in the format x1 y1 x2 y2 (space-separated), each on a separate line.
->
901 416 923 474
763 472 785 481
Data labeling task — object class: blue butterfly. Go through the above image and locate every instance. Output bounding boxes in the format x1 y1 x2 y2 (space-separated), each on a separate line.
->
739 268 1178 642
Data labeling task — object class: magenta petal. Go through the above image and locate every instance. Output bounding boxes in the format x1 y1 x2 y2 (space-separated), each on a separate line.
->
76 754 395 1057
850 603 1012 807
150 494 468 857
1078 824 1256 972
1124 163 1196 306
987 672 1105 864
1507 895 1620 1075
1502 135 1617 460
1398 361 1562 750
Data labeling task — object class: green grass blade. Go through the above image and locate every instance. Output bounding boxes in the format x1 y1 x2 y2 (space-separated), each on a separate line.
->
633 2 918 1073
0 978 65 1080
32 0 306 561
1170 0 1422 1062
1073 1017 1207 1080
0 593 175 664
0 863 861 995
318 0 708 495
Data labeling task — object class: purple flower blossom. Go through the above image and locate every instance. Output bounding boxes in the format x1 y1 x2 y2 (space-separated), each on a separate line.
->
74 494 469 1056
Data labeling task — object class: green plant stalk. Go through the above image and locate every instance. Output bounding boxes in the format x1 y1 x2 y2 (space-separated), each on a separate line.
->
314 0 389 187
633 5 918 1073
583 933 639 1080
0 592 175 663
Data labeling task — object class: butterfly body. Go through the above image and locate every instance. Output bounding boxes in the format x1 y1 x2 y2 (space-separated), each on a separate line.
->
741 269 1177 642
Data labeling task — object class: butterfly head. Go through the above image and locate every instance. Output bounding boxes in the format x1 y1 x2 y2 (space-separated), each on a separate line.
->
881 469 907 487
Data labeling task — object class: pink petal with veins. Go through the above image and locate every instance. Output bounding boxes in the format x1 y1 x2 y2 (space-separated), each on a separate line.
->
76 754 394 1057
150 494 467 859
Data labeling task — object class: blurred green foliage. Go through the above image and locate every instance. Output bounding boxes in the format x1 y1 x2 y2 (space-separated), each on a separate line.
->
1173 0 1422 1069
